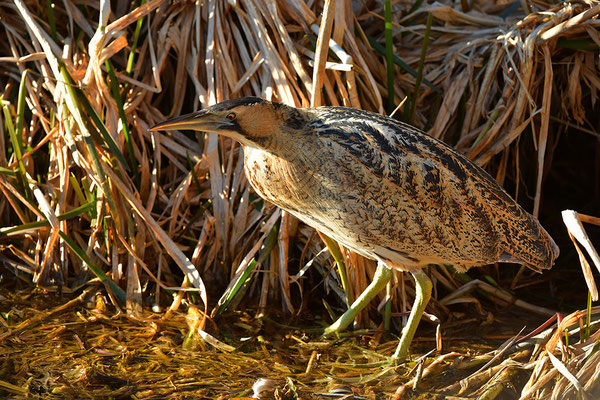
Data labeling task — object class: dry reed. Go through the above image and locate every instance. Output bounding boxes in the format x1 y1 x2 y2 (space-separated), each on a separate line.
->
1 0 600 397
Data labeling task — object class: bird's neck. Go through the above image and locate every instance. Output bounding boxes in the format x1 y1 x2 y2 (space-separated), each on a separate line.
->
243 105 313 160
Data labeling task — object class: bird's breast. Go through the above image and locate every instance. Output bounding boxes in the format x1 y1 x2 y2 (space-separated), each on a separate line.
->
243 146 320 212
241 144 422 267
242 145 358 241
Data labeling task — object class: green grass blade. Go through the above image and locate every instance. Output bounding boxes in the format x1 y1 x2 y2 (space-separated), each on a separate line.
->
365 32 440 94
14 70 28 160
384 0 395 114
57 201 96 221
69 173 88 207
409 12 433 125
0 201 95 236
105 60 137 179
425 92 442 131
471 108 501 147
58 230 126 304
585 291 592 341
58 64 119 216
213 259 259 318
126 0 147 75
14 70 33 204
408 0 424 15
58 61 129 174
73 87 130 173
61 105 84 168
45 0 57 42
3 73 33 216
0 167 16 177
2 104 22 167
213 224 279 317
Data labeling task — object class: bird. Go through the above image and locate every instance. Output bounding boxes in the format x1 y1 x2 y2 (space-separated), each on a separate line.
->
150 97 559 362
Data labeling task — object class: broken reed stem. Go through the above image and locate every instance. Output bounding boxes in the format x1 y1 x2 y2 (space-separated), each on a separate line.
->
310 0 336 107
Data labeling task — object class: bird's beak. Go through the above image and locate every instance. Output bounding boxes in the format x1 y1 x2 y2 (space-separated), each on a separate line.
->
149 110 235 133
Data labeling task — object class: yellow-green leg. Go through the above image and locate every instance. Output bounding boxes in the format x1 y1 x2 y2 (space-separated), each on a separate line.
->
392 270 432 362
322 261 393 337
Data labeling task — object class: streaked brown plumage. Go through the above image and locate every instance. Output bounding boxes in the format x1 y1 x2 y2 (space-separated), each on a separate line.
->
150 97 559 362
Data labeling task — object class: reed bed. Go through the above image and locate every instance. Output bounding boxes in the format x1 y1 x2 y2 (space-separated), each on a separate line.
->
1 0 599 398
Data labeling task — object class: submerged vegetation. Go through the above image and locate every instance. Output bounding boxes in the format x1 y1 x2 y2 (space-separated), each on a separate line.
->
1 0 600 398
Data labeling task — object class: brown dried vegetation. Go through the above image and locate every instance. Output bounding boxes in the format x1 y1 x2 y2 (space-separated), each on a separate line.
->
1 0 600 398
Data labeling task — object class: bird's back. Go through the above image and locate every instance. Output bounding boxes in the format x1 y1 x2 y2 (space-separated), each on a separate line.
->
244 105 559 272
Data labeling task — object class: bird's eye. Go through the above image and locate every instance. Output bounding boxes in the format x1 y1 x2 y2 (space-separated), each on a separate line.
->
225 112 236 120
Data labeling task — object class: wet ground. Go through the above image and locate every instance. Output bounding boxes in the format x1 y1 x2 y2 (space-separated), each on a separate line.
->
0 283 562 400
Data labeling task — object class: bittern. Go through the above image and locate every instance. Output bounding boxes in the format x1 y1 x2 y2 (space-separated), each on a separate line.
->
150 97 559 362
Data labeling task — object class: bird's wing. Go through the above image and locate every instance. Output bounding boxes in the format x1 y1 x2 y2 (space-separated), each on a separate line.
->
310 107 558 270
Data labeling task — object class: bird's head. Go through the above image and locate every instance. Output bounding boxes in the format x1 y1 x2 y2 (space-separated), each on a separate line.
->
150 97 306 149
